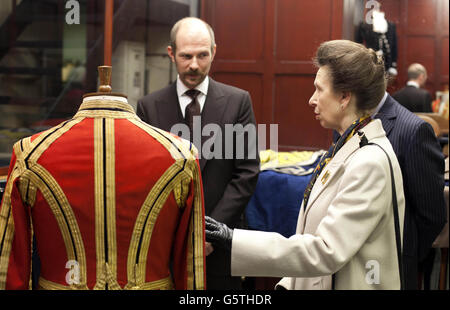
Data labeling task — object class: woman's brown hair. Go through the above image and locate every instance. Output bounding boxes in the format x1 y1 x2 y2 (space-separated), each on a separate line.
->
314 40 387 113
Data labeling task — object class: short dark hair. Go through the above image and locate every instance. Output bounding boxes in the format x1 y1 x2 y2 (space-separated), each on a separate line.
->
314 40 387 113
170 17 216 53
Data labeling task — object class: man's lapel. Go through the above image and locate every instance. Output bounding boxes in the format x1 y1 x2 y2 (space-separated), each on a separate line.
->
375 94 397 137
156 82 184 132
198 78 227 171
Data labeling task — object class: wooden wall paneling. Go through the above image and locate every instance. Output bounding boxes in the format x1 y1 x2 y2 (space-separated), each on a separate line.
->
441 37 449 87
398 0 410 91
203 0 344 151
274 0 343 74
275 0 333 63
273 0 341 150
331 0 345 39
212 72 264 126
406 0 436 36
406 36 436 93
261 0 276 127
274 75 328 149
443 0 449 36
379 0 402 24
204 0 266 124
203 0 447 150
437 0 449 89
384 0 448 97
212 0 265 61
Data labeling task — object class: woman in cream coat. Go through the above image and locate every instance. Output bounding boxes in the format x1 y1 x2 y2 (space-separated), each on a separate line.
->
206 40 405 290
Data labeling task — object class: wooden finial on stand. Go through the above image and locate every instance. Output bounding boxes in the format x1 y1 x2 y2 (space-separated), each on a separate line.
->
98 65 112 93
83 65 127 99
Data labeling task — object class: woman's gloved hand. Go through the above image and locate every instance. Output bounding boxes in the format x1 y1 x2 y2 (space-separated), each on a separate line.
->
205 216 233 251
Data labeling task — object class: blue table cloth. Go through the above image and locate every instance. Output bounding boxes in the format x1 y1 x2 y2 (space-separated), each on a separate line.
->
245 157 320 238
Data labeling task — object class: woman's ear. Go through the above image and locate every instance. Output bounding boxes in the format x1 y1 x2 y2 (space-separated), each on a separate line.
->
340 91 352 109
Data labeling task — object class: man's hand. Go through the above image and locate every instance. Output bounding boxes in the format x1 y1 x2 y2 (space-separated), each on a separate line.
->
205 216 233 251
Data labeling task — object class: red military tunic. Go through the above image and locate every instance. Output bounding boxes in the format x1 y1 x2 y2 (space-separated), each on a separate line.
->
0 96 206 290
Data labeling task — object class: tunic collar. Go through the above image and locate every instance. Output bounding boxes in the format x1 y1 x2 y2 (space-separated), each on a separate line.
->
74 95 136 119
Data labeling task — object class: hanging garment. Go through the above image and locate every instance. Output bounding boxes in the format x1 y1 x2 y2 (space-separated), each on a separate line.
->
356 21 398 74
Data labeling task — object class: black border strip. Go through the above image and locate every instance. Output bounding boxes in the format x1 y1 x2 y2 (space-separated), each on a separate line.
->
30 169 78 261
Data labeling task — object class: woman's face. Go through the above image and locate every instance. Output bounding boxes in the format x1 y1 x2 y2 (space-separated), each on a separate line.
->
309 66 345 132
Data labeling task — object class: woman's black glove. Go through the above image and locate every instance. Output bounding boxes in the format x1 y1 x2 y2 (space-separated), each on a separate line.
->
205 216 233 251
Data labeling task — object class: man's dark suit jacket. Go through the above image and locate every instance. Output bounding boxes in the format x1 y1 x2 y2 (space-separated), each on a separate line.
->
335 94 446 289
136 78 260 285
393 85 433 113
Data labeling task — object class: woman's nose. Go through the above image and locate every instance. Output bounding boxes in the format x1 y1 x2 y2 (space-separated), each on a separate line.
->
309 92 317 106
